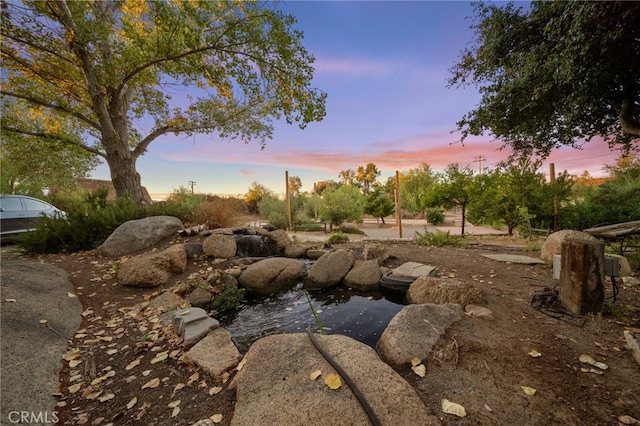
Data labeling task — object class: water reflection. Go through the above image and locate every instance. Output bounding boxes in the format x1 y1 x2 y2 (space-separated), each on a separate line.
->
217 283 407 354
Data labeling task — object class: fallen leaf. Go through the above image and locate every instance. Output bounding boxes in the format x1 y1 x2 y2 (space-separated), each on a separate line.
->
579 354 608 370
63 351 82 361
69 360 83 368
107 349 118 355
528 350 542 358
5 298 16 302
168 400 181 408
411 357 422 367
125 359 140 371
309 370 322 381
484 404 493 412
236 358 247 371
68 383 82 394
618 415 640 425
150 351 168 364
442 399 466 417
98 393 115 402
325 373 342 390
142 378 160 389
85 390 102 400
171 406 180 418
210 414 223 423
39 319 48 324
67 292 77 298
411 364 426 377
521 386 537 396
209 386 222 395
178 309 190 316
174 383 186 392
126 397 137 409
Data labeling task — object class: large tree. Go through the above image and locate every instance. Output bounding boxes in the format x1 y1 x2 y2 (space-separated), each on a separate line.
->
449 1 640 156
1 1 326 203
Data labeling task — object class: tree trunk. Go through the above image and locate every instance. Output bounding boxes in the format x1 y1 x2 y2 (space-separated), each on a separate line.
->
460 203 466 236
103 147 150 204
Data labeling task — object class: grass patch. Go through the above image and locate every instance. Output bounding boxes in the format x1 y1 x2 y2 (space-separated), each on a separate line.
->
327 232 349 244
413 229 465 248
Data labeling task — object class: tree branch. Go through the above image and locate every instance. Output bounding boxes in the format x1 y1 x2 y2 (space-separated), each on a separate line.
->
2 126 105 157
1 90 100 131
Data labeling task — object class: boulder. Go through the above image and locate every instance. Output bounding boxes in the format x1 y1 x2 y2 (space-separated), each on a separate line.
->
98 216 183 257
407 276 486 306
540 230 600 261
235 235 268 257
185 286 214 309
306 248 328 259
118 244 187 288
264 229 292 253
238 258 306 295
147 291 190 313
343 260 381 290
284 244 316 258
173 307 220 349
363 242 389 264
185 328 242 379
203 234 237 258
304 249 355 290
377 304 462 365
229 333 439 426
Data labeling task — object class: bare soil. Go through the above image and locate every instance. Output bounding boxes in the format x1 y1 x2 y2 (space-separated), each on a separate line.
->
14 235 640 425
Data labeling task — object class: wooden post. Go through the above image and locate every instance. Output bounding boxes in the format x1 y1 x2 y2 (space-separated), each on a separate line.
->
396 171 402 238
559 239 605 315
313 182 318 221
550 163 558 232
285 171 292 232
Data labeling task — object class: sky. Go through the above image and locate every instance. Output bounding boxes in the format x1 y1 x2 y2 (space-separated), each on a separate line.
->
90 1 623 200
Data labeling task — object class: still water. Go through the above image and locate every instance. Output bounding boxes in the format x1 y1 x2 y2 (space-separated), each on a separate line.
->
218 283 407 354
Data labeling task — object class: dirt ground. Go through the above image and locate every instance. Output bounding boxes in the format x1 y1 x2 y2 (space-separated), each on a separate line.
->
10 233 640 425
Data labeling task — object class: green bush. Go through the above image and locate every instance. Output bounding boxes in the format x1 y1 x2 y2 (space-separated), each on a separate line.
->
17 188 207 254
211 287 246 313
257 195 288 230
327 232 349 244
413 229 464 247
334 225 365 235
425 207 445 225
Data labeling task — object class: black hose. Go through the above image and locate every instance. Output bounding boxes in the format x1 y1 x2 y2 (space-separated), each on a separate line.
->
307 324 382 426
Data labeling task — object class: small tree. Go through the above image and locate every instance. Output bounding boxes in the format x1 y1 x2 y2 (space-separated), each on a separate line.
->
244 182 272 214
319 185 364 231
429 164 476 236
364 188 395 224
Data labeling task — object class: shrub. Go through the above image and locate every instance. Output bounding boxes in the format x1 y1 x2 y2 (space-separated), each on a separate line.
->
211 287 246 313
327 232 349 244
425 207 445 225
413 229 464 248
334 225 365 235
258 195 288 230
191 196 246 228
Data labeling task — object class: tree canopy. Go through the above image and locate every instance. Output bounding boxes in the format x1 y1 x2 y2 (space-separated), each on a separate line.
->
449 1 640 156
1 1 326 203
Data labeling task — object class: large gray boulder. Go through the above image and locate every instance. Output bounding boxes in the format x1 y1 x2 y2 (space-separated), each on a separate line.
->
264 229 292 253
185 328 242 379
118 244 187 287
377 304 462 365
229 333 440 426
203 233 237 258
343 260 381 290
540 230 600 261
98 216 183 257
304 249 355 290
407 276 486 306
238 258 306 295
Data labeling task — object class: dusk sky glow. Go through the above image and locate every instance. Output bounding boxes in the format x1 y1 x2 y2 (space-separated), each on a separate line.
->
90 1 623 199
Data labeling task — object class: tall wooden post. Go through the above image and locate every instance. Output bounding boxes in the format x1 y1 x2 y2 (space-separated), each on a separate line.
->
396 171 402 238
313 182 318 220
559 239 605 315
550 163 558 232
285 171 292 231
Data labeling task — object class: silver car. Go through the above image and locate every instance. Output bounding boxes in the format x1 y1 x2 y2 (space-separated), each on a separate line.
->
0 195 65 243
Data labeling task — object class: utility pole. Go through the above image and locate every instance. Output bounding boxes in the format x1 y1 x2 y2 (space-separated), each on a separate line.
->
285 171 292 231
188 180 196 194
395 170 402 239
473 156 486 175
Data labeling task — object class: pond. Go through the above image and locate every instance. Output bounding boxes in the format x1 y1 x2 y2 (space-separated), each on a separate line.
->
218 283 408 354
